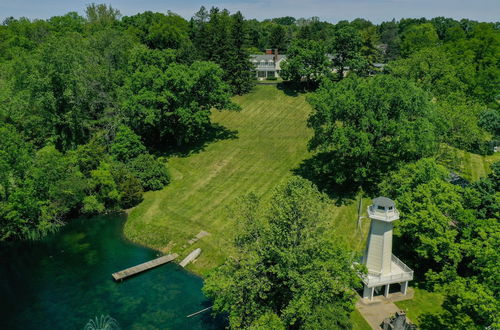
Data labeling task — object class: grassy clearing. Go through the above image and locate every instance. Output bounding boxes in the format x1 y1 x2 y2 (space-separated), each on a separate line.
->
351 309 372 330
122 84 490 326
125 85 367 275
436 145 500 182
395 288 445 326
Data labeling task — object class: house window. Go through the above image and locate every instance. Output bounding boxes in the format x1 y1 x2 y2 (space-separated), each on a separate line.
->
258 71 266 78
267 71 275 78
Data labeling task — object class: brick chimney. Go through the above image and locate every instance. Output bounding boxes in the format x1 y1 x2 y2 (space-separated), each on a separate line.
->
265 49 273 55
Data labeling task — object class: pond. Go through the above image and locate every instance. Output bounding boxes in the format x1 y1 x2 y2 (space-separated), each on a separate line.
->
0 214 225 329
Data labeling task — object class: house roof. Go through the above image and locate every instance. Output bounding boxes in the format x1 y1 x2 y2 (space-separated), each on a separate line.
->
250 54 287 61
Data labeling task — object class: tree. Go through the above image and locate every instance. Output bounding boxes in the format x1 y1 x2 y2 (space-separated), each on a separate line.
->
387 47 468 97
392 178 466 284
110 162 143 208
191 7 254 94
378 19 400 60
110 125 146 162
478 107 500 140
88 161 120 210
85 3 121 31
438 278 499 329
387 46 493 153
430 17 461 40
378 158 449 198
146 12 190 50
280 39 330 88
120 45 237 147
127 154 170 191
268 24 287 50
1 145 86 239
122 11 191 50
400 23 439 57
226 11 254 94
434 98 489 154
379 159 499 328
359 25 381 63
329 26 366 78
307 75 437 191
203 177 362 329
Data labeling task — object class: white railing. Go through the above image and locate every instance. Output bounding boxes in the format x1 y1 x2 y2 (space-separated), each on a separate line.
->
362 254 413 286
392 254 413 273
368 206 400 221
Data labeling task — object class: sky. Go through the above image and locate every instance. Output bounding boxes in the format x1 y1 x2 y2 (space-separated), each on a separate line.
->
1 0 499 23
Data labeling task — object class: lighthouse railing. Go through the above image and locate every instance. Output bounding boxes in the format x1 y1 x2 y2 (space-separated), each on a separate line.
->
362 254 413 286
368 206 400 220
391 254 413 275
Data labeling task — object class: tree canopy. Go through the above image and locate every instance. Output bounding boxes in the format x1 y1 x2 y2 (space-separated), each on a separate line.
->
307 75 437 191
280 39 330 87
203 177 362 329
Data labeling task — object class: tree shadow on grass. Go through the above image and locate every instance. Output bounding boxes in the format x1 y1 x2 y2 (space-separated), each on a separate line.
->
152 123 238 158
293 154 360 206
277 81 319 97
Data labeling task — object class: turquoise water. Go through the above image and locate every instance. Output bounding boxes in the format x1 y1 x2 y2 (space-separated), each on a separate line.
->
0 214 225 329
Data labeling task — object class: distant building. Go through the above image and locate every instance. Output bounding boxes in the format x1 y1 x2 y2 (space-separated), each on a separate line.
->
250 49 286 80
249 49 386 80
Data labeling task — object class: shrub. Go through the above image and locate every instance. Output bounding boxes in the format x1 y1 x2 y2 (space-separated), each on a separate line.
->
127 154 170 191
110 125 146 162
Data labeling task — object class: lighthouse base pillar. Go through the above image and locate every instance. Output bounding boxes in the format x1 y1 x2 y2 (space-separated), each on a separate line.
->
363 285 374 300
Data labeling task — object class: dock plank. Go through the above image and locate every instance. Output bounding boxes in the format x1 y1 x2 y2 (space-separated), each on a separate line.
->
112 253 178 281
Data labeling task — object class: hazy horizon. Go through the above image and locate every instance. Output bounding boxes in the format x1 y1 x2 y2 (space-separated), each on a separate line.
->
1 0 499 24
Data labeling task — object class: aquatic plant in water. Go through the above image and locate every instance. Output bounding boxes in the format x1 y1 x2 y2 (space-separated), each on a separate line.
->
84 315 120 330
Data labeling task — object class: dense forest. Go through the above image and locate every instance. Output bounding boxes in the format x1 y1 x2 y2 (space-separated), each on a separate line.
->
0 3 499 329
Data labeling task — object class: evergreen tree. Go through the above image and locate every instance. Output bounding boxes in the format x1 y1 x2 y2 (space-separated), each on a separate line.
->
227 11 254 94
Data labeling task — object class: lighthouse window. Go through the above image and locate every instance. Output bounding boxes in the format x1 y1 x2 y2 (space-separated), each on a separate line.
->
388 206 393 210
377 205 385 211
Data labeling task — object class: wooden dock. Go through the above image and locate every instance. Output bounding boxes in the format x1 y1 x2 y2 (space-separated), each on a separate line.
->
112 253 178 281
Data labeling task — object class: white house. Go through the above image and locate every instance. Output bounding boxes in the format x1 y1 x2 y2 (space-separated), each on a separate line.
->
250 50 287 80
250 49 386 80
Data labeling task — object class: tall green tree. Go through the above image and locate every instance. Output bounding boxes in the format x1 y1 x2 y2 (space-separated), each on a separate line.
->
400 23 439 57
268 24 287 50
329 26 366 78
192 7 254 94
120 45 237 147
226 11 255 94
307 75 437 190
280 39 330 87
203 177 362 329
85 3 121 31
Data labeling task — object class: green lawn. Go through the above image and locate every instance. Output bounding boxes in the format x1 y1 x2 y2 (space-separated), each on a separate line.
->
437 144 500 182
351 309 372 330
122 84 490 327
124 84 368 275
395 288 444 326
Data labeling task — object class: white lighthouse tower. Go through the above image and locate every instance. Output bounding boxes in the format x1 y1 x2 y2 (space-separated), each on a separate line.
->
361 197 413 300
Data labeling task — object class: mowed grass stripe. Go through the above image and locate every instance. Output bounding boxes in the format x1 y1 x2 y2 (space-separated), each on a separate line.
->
124 85 326 274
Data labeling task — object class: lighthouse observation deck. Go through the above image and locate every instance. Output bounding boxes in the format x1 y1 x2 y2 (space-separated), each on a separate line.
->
368 196 400 222
362 254 413 288
368 205 400 222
